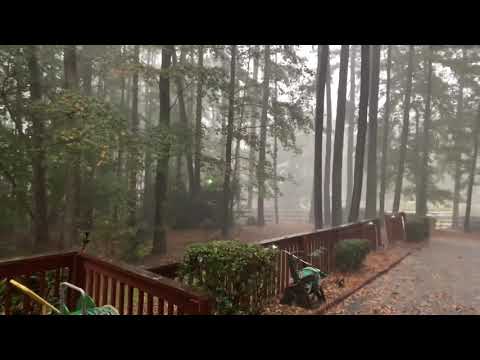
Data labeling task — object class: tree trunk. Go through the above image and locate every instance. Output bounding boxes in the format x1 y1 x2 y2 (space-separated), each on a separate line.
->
465 105 480 232
365 45 381 219
392 45 414 214
220 51 229 173
379 45 392 218
273 54 279 225
143 48 155 226
127 45 140 228
193 45 204 197
63 45 80 249
413 106 421 215
176 154 185 192
346 45 357 216
81 47 93 96
418 45 433 217
13 59 28 229
152 45 173 255
257 45 271 227
324 55 332 226
452 48 466 229
222 45 237 237
80 46 95 232
28 45 49 253
113 46 127 224
233 51 252 213
125 52 132 111
313 45 329 229
348 45 370 223
247 46 260 210
171 46 195 195
231 81 242 217
331 45 349 226
452 160 461 228
309 186 314 224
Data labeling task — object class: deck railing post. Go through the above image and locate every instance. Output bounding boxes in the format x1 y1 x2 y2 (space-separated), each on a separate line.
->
399 212 407 241
375 219 382 248
365 221 377 251
328 230 336 272
69 252 86 309
301 235 309 263
384 215 391 244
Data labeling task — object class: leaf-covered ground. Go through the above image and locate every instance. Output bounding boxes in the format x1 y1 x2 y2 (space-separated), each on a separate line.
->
327 234 480 315
140 227 480 315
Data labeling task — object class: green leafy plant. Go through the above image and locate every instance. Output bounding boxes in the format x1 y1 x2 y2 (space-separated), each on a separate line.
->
0 273 59 315
335 239 370 272
178 240 278 315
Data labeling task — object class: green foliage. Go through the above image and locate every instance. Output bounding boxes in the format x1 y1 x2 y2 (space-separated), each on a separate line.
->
178 240 278 315
405 216 432 242
0 279 21 314
335 239 370 272
0 271 63 314
0 195 20 231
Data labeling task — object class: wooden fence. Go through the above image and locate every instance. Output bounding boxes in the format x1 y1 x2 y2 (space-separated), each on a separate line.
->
1 214 407 315
149 216 395 302
384 212 407 244
236 208 310 224
0 251 211 315
402 212 480 230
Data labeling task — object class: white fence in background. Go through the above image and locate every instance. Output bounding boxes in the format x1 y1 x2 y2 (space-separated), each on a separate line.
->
237 208 480 230
236 208 310 224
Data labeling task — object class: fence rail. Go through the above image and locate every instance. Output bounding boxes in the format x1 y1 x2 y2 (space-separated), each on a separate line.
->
150 215 406 304
0 251 211 315
401 212 480 230
384 212 407 243
235 208 310 224
255 218 383 296
1 214 407 315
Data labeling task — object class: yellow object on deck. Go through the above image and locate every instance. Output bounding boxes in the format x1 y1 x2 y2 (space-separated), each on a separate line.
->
8 279 60 315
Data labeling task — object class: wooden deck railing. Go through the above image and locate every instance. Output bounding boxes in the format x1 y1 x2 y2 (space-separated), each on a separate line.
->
254 218 382 296
384 212 407 244
1 215 408 315
0 251 77 315
149 218 384 299
0 251 211 315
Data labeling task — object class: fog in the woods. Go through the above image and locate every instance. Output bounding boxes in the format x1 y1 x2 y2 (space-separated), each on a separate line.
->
1 45 479 263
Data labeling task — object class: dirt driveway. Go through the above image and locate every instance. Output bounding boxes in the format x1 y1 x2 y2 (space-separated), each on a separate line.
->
328 231 480 315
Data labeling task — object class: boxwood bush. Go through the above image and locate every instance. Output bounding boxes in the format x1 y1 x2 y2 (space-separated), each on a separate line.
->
178 240 278 315
335 239 370 272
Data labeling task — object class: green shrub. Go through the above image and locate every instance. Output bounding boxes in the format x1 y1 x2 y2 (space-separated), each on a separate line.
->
406 216 432 242
335 239 370 272
178 240 278 315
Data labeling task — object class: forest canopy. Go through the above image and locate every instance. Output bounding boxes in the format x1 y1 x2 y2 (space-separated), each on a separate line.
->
1 45 479 263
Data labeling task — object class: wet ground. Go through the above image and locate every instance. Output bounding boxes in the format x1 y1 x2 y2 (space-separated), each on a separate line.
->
328 233 480 315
